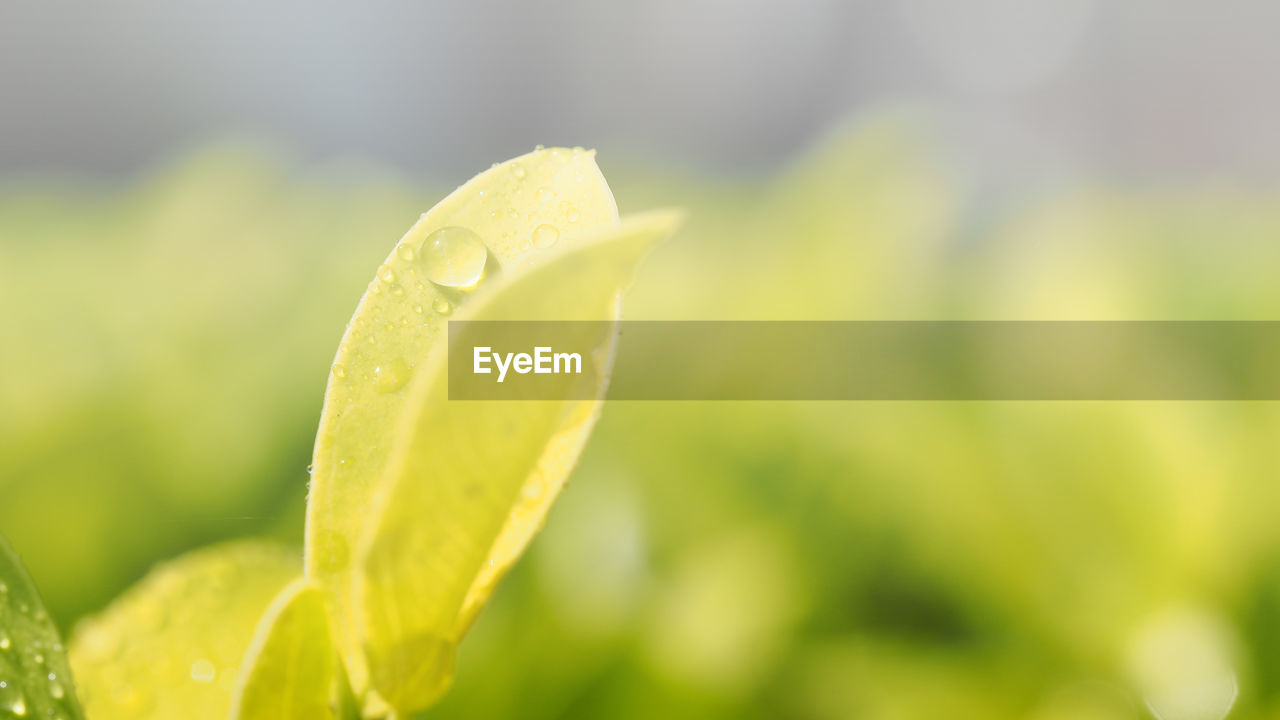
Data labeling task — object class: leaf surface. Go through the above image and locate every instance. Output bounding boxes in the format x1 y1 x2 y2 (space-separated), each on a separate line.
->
358 210 682 713
231 579 350 720
68 541 298 720
304 147 619 695
0 533 85 719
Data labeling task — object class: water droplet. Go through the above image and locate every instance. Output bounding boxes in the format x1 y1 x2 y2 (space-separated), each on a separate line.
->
378 265 396 284
306 464 314 475
390 283 404 297
433 298 452 316
331 364 346 379
532 224 560 249
536 186 557 203
413 305 424 314
190 658 216 683
396 244 415 262
512 165 526 179
218 666 238 691
417 226 488 288
375 358 410 394
567 209 580 223
534 144 545 151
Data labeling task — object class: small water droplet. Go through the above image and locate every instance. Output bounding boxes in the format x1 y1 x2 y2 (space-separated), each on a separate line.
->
567 209 580 223
532 224 560 249
512 165 526 179
190 658 216 683
413 305 424 314
396 244 415 262
378 265 396 284
390 283 404 297
331 364 346 379
418 227 488 288
536 186 557 203
374 358 410 394
534 144 545 151
433 298 452 315
306 464 315 475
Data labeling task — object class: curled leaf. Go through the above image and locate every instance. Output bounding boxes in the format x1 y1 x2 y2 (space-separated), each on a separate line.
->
304 146 620 695
231 579 350 720
0 532 85 720
68 541 298 720
358 210 682 713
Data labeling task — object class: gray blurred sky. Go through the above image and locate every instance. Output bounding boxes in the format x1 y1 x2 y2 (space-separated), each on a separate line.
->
2 0 1278 186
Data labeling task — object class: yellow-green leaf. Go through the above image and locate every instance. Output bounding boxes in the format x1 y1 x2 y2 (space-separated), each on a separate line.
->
358 210 682 713
0 533 85 720
68 541 298 720
231 579 350 720
304 146 620 695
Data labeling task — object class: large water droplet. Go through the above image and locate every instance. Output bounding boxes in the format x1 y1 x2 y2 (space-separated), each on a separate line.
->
532 224 560 249
374 358 410 394
418 227 488 288
190 659 216 683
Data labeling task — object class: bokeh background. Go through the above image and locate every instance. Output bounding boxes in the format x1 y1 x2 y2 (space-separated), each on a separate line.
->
4 2 1280 718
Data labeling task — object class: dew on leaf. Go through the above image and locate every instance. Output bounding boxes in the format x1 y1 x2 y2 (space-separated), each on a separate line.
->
532 224 560 249
417 226 488 288
374 358 410 394
433 298 451 316
189 659 216 683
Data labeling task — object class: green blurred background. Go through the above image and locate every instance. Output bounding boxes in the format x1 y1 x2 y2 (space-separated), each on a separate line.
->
4 3 1280 719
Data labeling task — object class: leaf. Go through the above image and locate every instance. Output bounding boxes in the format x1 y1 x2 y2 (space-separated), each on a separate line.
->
68 541 298 720
231 579 351 720
304 146 620 694
0 532 85 719
357 210 682 713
